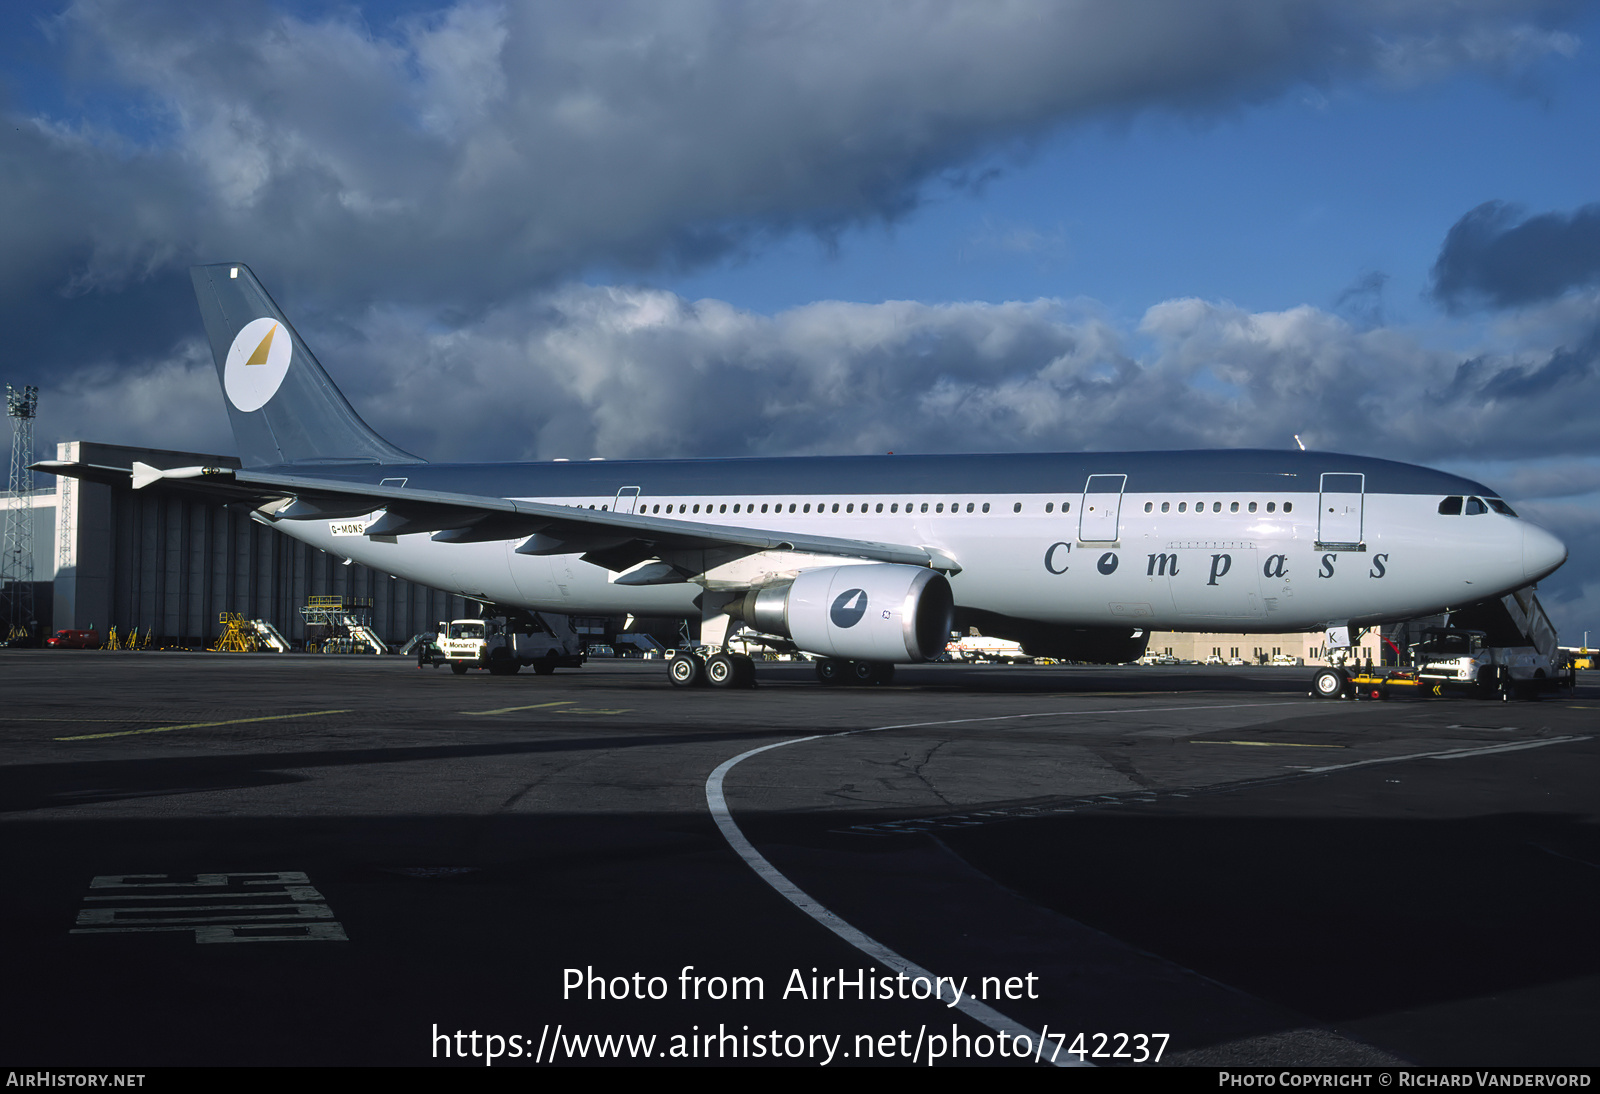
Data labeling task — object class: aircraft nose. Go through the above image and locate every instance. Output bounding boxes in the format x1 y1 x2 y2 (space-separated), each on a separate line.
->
1523 523 1568 582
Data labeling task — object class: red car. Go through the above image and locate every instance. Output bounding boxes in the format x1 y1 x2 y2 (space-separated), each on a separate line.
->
46 630 100 649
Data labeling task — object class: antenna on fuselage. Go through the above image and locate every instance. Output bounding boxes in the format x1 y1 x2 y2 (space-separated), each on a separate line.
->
1293 434 1306 451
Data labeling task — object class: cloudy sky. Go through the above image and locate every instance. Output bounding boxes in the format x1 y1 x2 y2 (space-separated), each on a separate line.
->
4 0 1597 639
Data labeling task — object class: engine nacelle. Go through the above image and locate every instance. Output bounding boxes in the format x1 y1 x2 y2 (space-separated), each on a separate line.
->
726 564 954 663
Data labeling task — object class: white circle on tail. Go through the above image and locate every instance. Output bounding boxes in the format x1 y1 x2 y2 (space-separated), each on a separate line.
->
224 317 293 412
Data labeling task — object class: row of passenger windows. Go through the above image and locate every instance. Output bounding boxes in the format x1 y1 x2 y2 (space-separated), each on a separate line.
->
637 500 1024 515
1142 500 1292 514
575 498 1298 516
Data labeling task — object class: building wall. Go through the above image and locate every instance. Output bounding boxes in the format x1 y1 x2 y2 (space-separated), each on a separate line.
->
1145 628 1387 665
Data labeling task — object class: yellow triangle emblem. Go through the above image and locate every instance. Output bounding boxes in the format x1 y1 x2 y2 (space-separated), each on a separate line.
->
245 324 277 366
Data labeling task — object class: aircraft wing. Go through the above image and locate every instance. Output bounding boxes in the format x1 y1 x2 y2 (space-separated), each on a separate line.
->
49 460 948 582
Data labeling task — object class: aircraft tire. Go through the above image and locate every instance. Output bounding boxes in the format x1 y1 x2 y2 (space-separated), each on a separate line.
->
815 658 846 686
705 653 738 687
1475 666 1501 700
1311 667 1344 699
668 654 704 688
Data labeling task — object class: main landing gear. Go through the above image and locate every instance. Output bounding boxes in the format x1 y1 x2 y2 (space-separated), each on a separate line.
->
667 650 757 689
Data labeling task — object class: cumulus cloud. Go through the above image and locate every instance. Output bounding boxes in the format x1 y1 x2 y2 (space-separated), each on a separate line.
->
0 0 1584 381
1431 201 1600 311
58 281 1599 469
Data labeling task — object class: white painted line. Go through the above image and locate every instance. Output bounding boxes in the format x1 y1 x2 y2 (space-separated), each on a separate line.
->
1304 735 1589 773
705 700 1308 1068
85 886 324 902
76 903 334 926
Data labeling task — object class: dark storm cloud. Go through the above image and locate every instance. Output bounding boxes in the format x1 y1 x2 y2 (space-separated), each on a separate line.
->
0 0 1583 386
1431 200 1600 311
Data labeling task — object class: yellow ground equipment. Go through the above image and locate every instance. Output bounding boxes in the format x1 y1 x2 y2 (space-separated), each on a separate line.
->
212 613 259 653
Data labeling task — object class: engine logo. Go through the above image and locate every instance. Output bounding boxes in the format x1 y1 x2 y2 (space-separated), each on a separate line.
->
830 589 868 628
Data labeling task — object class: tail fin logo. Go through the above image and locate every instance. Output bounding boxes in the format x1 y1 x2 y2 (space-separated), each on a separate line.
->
224 317 293 412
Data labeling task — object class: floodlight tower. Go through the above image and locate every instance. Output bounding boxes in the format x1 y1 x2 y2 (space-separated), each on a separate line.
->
3 383 39 642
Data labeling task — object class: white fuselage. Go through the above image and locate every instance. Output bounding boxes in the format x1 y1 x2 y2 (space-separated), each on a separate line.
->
279 481 1552 636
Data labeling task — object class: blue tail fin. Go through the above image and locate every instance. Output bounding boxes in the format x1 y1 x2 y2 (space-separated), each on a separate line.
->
190 263 420 468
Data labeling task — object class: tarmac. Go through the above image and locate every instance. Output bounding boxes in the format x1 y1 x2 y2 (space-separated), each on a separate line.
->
1 650 1595 1067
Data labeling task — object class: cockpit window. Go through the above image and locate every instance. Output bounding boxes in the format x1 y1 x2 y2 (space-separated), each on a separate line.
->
1438 496 1463 515
1465 496 1487 515
1487 498 1517 517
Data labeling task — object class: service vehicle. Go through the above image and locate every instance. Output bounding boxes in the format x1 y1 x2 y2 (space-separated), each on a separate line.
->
46 629 100 649
1410 627 1562 700
436 612 584 675
1311 626 1570 701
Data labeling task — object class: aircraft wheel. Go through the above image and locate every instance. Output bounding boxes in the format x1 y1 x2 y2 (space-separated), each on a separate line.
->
1475 666 1501 700
706 653 739 687
1311 667 1344 699
450 662 468 675
815 658 846 686
668 653 704 688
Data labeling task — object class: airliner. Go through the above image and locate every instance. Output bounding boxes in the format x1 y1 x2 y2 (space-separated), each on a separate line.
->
41 264 1569 693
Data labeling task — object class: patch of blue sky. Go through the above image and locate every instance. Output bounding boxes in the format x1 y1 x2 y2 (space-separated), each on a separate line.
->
654 17 1600 342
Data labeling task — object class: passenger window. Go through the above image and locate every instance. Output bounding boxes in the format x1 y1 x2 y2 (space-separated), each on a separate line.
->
1161 502 1170 513
1283 502 1292 513
1062 502 1070 512
1248 502 1256 513
924 503 931 513
1178 502 1187 513
981 502 990 513
760 504 768 513
803 504 811 513
1011 502 1021 513
693 505 700 513
936 503 944 514
1230 502 1239 512
1045 502 1054 513
1465 496 1487 515
876 503 883 513
1266 502 1275 513
846 504 854 513
891 503 898 513
719 504 726 513
733 504 740 513
1144 502 1153 513
1213 502 1222 513
831 503 840 513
